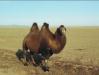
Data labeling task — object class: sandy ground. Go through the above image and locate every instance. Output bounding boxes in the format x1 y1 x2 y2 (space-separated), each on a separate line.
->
0 26 99 75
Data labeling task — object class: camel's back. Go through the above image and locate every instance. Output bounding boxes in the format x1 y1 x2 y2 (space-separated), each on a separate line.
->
40 29 55 49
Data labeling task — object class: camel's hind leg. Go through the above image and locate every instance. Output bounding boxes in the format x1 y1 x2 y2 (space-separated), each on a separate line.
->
22 42 30 66
23 49 30 66
16 49 24 60
16 49 28 65
23 49 36 66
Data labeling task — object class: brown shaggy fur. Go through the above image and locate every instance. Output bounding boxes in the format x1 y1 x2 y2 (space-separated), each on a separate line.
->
40 23 66 54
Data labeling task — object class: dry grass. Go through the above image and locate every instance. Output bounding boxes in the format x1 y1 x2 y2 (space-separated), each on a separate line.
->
0 26 99 75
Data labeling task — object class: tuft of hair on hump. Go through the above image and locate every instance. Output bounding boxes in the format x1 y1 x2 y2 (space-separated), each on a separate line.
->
41 22 49 29
32 22 38 27
30 22 39 32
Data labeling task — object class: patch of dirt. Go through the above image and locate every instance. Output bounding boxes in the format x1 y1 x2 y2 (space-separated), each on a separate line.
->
0 49 99 75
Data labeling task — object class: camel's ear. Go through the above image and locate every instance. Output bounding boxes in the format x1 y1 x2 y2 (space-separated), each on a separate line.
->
59 25 66 31
59 25 65 29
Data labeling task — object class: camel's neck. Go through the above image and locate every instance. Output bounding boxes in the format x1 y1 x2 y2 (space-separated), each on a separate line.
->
53 33 66 53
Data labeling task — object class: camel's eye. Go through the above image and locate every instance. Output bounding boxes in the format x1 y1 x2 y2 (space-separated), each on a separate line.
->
61 27 66 34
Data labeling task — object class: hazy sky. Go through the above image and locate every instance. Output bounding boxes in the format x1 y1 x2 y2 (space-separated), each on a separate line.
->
0 1 99 26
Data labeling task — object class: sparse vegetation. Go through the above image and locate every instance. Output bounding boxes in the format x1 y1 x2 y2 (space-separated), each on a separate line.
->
0 26 99 75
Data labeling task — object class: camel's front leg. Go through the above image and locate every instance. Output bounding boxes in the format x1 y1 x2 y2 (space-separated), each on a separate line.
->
30 54 37 66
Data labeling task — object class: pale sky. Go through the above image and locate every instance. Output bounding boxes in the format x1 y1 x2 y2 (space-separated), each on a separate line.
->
0 1 99 27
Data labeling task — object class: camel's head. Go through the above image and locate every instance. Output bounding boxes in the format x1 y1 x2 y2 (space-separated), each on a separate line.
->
56 25 66 36
41 22 49 30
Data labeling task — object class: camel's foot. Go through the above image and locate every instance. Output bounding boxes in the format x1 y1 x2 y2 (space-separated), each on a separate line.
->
24 62 28 66
41 65 49 72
